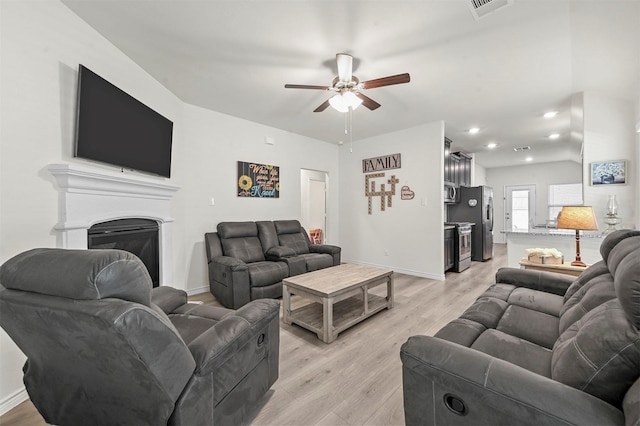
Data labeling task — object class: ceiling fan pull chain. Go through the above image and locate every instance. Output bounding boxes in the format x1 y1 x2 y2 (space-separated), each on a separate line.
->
348 107 353 153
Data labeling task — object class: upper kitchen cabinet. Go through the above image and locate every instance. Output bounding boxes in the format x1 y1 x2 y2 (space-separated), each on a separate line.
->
454 151 472 187
444 138 471 188
444 137 452 184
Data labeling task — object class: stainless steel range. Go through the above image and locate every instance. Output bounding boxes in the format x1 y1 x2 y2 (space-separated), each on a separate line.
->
445 222 472 272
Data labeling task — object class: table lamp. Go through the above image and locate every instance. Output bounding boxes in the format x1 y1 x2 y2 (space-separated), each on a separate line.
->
556 206 599 267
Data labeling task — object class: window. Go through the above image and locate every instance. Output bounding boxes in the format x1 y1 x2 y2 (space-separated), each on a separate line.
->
548 183 583 222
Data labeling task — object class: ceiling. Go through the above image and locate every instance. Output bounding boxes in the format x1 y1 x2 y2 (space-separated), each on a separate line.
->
61 0 640 168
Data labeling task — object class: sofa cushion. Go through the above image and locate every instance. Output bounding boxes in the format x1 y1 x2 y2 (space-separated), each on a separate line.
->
459 296 509 329
497 305 559 349
563 261 609 302
559 272 617 334
552 299 640 408
299 253 333 271
612 237 640 328
507 287 564 317
220 237 265 263
274 220 311 254
599 229 640 263
433 318 486 347
471 329 552 378
247 261 288 287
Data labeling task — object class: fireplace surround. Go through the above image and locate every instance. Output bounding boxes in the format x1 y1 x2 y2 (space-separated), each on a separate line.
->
47 163 180 285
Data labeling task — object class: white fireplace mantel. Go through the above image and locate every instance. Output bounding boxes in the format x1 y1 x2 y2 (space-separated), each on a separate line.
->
47 163 181 284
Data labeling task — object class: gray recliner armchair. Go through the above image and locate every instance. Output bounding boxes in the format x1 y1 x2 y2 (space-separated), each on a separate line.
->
0 248 280 426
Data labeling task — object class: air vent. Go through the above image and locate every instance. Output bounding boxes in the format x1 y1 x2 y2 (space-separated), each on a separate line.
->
468 0 513 20
513 146 531 152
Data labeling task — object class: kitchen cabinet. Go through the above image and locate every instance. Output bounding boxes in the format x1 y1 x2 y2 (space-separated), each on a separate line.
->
444 137 453 184
454 151 472 187
444 228 455 271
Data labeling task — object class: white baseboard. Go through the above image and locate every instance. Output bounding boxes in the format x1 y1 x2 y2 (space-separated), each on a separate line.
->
0 387 28 416
186 285 210 296
341 259 445 281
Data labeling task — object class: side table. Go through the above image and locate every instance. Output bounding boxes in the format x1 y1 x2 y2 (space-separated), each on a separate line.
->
519 258 588 277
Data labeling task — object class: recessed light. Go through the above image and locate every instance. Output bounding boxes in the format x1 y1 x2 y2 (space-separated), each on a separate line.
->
525 157 533 162
543 111 558 119
469 127 480 134
549 133 560 139
487 142 497 149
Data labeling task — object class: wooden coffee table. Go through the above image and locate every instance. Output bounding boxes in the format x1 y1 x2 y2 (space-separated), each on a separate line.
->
282 263 394 343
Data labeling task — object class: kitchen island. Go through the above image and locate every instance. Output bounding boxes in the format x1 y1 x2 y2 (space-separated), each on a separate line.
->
504 228 605 269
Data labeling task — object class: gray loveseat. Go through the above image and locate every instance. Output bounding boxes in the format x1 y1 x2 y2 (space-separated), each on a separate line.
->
401 229 640 425
0 248 280 426
205 220 341 309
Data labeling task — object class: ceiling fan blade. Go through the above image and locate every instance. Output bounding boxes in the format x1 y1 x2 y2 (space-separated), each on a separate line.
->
336 53 353 83
355 93 381 110
361 73 410 89
285 84 330 90
313 99 331 112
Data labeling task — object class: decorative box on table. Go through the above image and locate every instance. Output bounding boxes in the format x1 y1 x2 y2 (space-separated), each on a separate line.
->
526 248 564 265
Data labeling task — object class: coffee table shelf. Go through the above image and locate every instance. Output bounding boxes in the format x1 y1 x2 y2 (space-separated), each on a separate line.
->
289 293 389 336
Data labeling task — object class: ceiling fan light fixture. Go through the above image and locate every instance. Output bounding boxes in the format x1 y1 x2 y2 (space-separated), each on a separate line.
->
329 92 362 112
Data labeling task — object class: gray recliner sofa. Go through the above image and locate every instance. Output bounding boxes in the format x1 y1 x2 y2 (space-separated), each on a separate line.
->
205 220 340 309
401 229 640 425
0 248 280 426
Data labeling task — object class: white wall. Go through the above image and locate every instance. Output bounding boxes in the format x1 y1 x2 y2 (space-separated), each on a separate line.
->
582 93 636 229
175 104 339 292
486 161 582 243
0 0 186 412
636 96 640 229
0 0 339 413
339 121 445 279
473 160 487 186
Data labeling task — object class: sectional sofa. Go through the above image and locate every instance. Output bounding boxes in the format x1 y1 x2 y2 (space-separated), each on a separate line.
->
205 220 341 309
401 229 640 425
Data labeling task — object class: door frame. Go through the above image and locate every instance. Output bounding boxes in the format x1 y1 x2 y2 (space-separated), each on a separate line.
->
505 184 536 232
300 169 328 242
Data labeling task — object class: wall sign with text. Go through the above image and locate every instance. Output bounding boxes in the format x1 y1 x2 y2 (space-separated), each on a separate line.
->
362 153 401 173
237 161 280 198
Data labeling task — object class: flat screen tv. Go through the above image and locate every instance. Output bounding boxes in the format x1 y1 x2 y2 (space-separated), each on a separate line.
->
74 65 173 178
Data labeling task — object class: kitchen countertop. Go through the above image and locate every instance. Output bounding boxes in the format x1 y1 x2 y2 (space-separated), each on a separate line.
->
502 228 605 238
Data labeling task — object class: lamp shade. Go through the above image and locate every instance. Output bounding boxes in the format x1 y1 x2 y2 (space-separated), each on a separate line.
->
329 92 362 112
556 206 599 231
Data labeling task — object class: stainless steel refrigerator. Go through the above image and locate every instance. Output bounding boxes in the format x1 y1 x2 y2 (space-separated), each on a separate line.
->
447 185 494 261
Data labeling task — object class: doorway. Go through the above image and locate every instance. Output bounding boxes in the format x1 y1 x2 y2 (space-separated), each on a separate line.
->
505 184 536 231
300 169 328 243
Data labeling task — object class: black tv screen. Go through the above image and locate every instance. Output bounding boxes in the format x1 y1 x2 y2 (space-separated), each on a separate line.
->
74 65 173 178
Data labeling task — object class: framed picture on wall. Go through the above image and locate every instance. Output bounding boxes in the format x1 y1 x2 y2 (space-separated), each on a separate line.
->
590 160 626 185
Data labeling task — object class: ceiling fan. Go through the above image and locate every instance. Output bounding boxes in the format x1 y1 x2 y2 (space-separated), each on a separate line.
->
285 53 410 113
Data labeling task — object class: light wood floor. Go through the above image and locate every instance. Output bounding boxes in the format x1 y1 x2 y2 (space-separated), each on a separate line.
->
1 244 507 426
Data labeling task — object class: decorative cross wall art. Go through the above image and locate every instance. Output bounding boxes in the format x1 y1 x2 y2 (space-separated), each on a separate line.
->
365 172 399 214
237 161 280 198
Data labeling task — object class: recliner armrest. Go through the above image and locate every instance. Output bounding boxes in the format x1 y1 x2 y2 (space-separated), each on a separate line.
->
187 299 280 374
401 335 624 425
309 244 341 265
495 267 574 296
309 244 340 255
265 245 296 260
151 286 188 314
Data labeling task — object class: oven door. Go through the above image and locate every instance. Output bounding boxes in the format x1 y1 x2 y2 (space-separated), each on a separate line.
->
458 226 472 260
